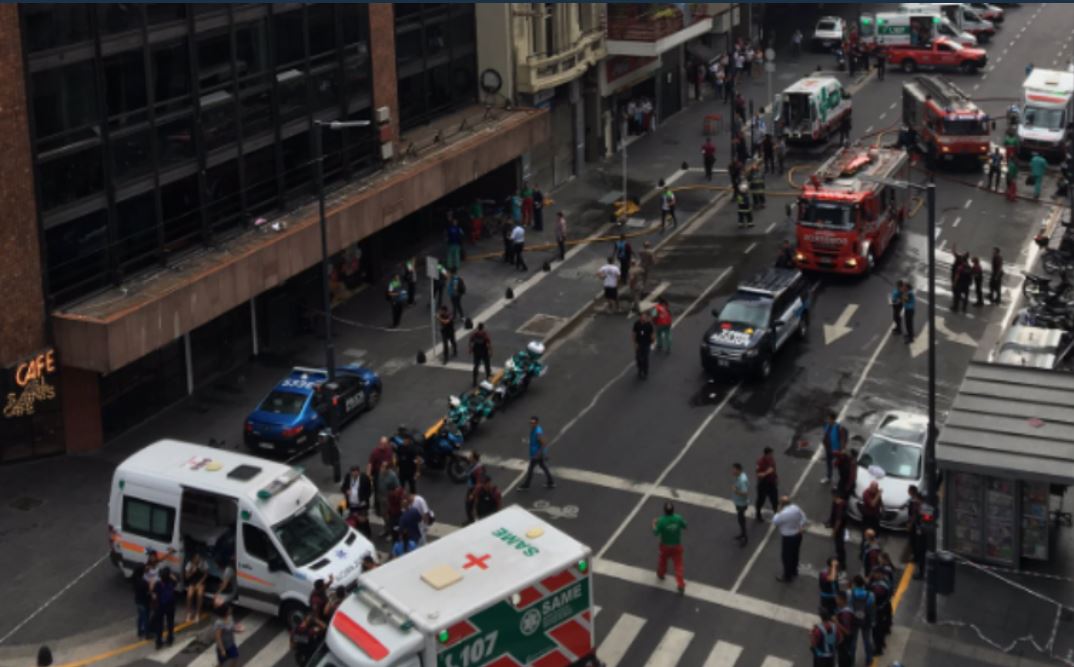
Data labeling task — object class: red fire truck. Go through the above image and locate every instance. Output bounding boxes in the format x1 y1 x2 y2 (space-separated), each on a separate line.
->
902 75 992 168
794 146 910 275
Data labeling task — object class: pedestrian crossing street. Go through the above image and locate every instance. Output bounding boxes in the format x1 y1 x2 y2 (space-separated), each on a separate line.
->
134 605 803 667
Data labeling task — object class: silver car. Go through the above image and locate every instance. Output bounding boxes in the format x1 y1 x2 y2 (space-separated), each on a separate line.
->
847 411 928 530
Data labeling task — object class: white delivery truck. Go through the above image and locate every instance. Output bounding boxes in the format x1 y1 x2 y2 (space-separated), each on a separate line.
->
1019 68 1074 160
773 75 852 146
314 506 596 667
108 440 375 627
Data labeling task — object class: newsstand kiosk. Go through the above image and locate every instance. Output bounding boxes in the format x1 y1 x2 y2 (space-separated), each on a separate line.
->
936 362 1074 569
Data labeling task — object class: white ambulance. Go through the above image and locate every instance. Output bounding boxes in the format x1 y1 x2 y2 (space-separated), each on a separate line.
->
773 75 852 146
1019 68 1074 160
314 506 596 667
108 440 375 627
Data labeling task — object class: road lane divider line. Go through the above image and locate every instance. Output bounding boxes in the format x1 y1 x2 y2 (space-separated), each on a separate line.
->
744 241 757 255
731 318 893 594
479 454 859 544
594 267 737 560
594 559 815 630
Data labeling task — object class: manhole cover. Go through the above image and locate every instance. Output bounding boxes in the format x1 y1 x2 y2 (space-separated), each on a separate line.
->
517 314 565 337
11 496 43 511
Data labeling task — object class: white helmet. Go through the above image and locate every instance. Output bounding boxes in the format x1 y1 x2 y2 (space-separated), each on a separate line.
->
526 341 546 357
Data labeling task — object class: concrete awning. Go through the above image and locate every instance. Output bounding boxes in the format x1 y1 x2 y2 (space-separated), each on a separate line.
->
52 106 549 374
607 17 713 57
936 361 1074 485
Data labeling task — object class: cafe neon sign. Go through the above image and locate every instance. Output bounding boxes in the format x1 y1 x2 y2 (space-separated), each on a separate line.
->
4 349 57 418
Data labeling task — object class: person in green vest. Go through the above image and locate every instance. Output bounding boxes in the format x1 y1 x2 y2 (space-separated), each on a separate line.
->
1030 152 1048 199
652 502 687 594
386 274 405 328
736 184 754 229
749 165 766 209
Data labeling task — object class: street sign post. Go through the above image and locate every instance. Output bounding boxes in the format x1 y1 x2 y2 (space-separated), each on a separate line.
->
426 256 439 352
764 49 776 125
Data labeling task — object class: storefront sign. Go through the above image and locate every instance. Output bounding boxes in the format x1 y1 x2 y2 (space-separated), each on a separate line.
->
4 349 58 418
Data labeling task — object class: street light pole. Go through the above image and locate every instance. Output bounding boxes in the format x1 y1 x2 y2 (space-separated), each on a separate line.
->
925 179 939 624
313 119 372 384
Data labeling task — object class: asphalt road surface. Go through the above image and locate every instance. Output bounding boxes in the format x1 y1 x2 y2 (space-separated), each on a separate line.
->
2 5 1073 667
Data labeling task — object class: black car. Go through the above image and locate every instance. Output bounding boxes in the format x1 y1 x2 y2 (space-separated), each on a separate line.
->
700 268 810 380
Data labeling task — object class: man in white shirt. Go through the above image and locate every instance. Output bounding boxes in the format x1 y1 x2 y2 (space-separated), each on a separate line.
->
597 257 622 313
771 495 807 583
407 492 432 545
510 223 527 272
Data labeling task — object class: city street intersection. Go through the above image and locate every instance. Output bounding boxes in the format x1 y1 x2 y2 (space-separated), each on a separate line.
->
2 4 1074 667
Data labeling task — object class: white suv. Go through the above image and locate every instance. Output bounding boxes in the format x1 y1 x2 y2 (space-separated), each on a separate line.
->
811 16 847 51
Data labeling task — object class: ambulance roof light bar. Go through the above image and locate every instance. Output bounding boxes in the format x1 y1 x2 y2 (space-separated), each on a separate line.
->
257 466 304 500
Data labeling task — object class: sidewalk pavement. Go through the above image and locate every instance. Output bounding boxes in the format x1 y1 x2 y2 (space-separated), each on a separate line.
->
0 38 861 654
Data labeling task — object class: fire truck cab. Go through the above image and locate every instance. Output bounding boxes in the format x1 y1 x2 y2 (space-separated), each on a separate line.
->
794 147 910 275
902 75 992 168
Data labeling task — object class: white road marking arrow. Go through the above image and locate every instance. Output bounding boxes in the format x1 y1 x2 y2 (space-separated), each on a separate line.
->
910 316 978 358
823 304 858 345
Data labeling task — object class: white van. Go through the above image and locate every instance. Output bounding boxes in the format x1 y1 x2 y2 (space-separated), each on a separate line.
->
108 440 374 627
1019 68 1074 159
774 75 852 146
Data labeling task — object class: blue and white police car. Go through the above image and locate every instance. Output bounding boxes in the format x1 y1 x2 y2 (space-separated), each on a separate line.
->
244 365 381 455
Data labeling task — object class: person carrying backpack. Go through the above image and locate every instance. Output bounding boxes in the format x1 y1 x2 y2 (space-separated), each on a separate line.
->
820 411 847 485
860 528 882 576
834 591 857 667
869 569 892 655
473 475 502 520
810 611 838 667
849 575 875 665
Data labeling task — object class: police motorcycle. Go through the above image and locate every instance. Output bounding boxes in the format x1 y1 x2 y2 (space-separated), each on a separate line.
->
391 424 470 483
447 394 476 435
464 380 502 424
501 341 547 400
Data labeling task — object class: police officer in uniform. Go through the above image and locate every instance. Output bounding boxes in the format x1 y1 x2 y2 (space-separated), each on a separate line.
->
736 184 754 228
749 165 766 209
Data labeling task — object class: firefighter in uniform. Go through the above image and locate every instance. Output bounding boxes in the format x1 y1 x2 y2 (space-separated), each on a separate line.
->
736 184 754 228
749 165 766 209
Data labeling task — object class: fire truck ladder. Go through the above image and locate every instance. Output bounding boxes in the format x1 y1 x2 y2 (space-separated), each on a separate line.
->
913 75 973 110
822 149 875 181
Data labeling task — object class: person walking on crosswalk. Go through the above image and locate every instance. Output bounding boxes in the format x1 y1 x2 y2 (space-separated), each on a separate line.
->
731 463 750 545
773 496 807 582
652 501 687 594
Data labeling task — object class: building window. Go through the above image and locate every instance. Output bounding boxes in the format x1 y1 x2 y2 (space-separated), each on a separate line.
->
44 210 111 303
22 3 374 307
395 4 477 130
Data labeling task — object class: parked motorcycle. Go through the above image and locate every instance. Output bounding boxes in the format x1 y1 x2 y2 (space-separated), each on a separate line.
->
465 380 503 423
393 424 470 483
447 394 475 435
502 341 547 400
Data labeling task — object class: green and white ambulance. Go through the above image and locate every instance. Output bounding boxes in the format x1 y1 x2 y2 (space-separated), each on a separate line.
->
773 75 852 146
315 506 596 667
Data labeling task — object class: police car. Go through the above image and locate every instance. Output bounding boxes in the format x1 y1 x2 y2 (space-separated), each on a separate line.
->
701 268 810 380
244 365 381 455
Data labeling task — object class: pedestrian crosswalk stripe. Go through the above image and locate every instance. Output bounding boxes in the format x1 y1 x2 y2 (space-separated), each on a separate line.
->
759 657 793 667
146 635 197 663
702 640 743 667
599 612 646 667
187 613 269 667
243 625 292 666
645 627 694 667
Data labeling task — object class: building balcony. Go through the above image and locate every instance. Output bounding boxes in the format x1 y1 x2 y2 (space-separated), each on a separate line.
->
606 4 713 57
516 28 606 95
